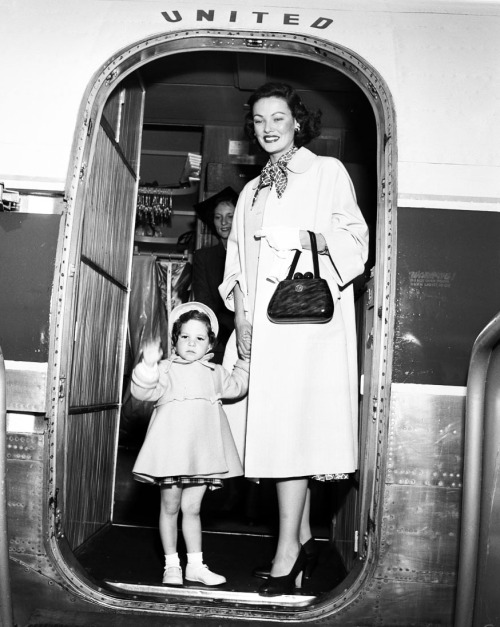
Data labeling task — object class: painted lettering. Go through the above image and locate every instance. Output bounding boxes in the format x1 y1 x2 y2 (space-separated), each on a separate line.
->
197 9 215 21
311 17 333 29
160 10 333 30
284 13 300 25
161 10 182 23
252 12 269 23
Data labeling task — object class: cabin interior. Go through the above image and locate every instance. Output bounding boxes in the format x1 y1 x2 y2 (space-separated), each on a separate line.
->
64 47 379 607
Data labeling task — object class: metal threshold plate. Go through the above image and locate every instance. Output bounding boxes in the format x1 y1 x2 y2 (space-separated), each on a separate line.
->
105 580 316 607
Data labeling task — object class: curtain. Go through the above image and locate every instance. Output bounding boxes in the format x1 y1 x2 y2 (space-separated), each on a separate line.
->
119 256 170 444
119 255 192 445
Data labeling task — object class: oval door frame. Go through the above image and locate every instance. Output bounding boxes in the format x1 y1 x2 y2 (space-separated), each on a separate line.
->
46 28 397 622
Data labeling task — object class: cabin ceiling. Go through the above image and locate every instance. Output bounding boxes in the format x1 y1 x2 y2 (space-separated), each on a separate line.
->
139 50 363 128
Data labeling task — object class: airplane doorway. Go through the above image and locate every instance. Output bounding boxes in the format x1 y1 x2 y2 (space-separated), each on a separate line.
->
52 31 394 622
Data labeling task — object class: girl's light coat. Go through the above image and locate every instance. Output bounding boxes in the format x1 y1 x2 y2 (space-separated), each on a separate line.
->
131 356 248 481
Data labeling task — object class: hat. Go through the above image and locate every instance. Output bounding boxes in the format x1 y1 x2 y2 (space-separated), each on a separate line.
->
169 301 219 337
193 187 238 227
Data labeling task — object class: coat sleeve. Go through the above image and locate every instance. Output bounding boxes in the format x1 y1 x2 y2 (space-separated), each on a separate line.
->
130 360 168 402
218 186 249 312
321 159 369 287
216 359 249 400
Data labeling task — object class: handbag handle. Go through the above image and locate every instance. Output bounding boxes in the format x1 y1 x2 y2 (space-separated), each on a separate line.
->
286 230 321 280
309 231 321 278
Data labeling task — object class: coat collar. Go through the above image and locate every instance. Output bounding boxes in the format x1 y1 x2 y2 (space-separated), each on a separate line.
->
250 147 316 190
168 354 216 370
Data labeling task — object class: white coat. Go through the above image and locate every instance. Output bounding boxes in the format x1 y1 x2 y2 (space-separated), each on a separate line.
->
220 147 369 479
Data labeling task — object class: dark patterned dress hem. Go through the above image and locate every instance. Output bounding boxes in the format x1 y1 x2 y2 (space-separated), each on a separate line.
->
312 473 350 482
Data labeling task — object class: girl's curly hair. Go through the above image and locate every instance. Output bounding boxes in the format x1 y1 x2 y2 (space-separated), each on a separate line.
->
244 82 322 147
171 310 216 348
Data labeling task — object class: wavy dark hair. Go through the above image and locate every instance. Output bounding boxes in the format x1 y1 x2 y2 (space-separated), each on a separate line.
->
244 82 322 147
171 310 216 348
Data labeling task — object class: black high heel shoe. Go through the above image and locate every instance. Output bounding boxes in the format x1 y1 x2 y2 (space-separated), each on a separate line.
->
253 537 319 581
302 537 319 580
258 547 307 597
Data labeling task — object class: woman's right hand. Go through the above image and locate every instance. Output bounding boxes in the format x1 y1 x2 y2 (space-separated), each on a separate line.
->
141 339 163 367
235 318 252 360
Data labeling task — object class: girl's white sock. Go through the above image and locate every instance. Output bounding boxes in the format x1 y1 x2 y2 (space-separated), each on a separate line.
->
187 551 203 565
165 552 180 567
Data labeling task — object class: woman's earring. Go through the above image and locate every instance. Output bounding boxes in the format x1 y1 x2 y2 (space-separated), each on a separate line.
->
294 123 300 133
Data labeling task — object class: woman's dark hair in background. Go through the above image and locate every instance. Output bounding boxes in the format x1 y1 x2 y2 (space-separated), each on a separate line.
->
244 82 322 147
171 310 217 347
193 186 238 235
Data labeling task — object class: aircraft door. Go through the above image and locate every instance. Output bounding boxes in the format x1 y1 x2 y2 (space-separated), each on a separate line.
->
60 75 144 550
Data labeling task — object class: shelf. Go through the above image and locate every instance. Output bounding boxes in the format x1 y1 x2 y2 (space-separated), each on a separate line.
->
134 236 179 245
141 150 189 157
138 183 199 197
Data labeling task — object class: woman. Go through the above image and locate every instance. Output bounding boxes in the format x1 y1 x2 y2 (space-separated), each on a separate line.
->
219 83 369 596
192 187 238 364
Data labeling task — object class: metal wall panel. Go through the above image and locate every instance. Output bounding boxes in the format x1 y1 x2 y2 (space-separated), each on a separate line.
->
380 484 460 583
374 580 455 626
6 433 44 463
5 366 47 413
306 579 455 626
379 385 464 583
388 384 464 488
7 454 44 556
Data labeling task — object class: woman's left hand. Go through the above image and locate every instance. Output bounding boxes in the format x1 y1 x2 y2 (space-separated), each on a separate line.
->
255 227 302 252
255 227 327 253
299 230 327 252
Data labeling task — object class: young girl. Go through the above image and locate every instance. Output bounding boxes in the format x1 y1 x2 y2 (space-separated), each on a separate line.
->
131 302 249 586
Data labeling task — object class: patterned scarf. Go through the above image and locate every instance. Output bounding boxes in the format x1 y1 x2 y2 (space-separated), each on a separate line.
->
252 146 298 206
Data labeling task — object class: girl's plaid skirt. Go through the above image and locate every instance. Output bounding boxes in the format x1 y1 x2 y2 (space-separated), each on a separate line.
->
157 476 223 490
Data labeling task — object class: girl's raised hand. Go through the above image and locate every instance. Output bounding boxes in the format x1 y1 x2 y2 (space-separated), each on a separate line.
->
141 339 163 367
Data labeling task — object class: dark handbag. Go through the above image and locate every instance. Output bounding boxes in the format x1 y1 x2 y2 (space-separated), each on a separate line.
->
267 231 334 324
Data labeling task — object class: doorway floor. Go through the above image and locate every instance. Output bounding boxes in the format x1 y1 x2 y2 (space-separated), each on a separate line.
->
80 446 352 600
76 524 347 596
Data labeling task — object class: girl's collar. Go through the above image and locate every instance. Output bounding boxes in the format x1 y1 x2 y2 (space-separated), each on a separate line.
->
168 353 215 369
